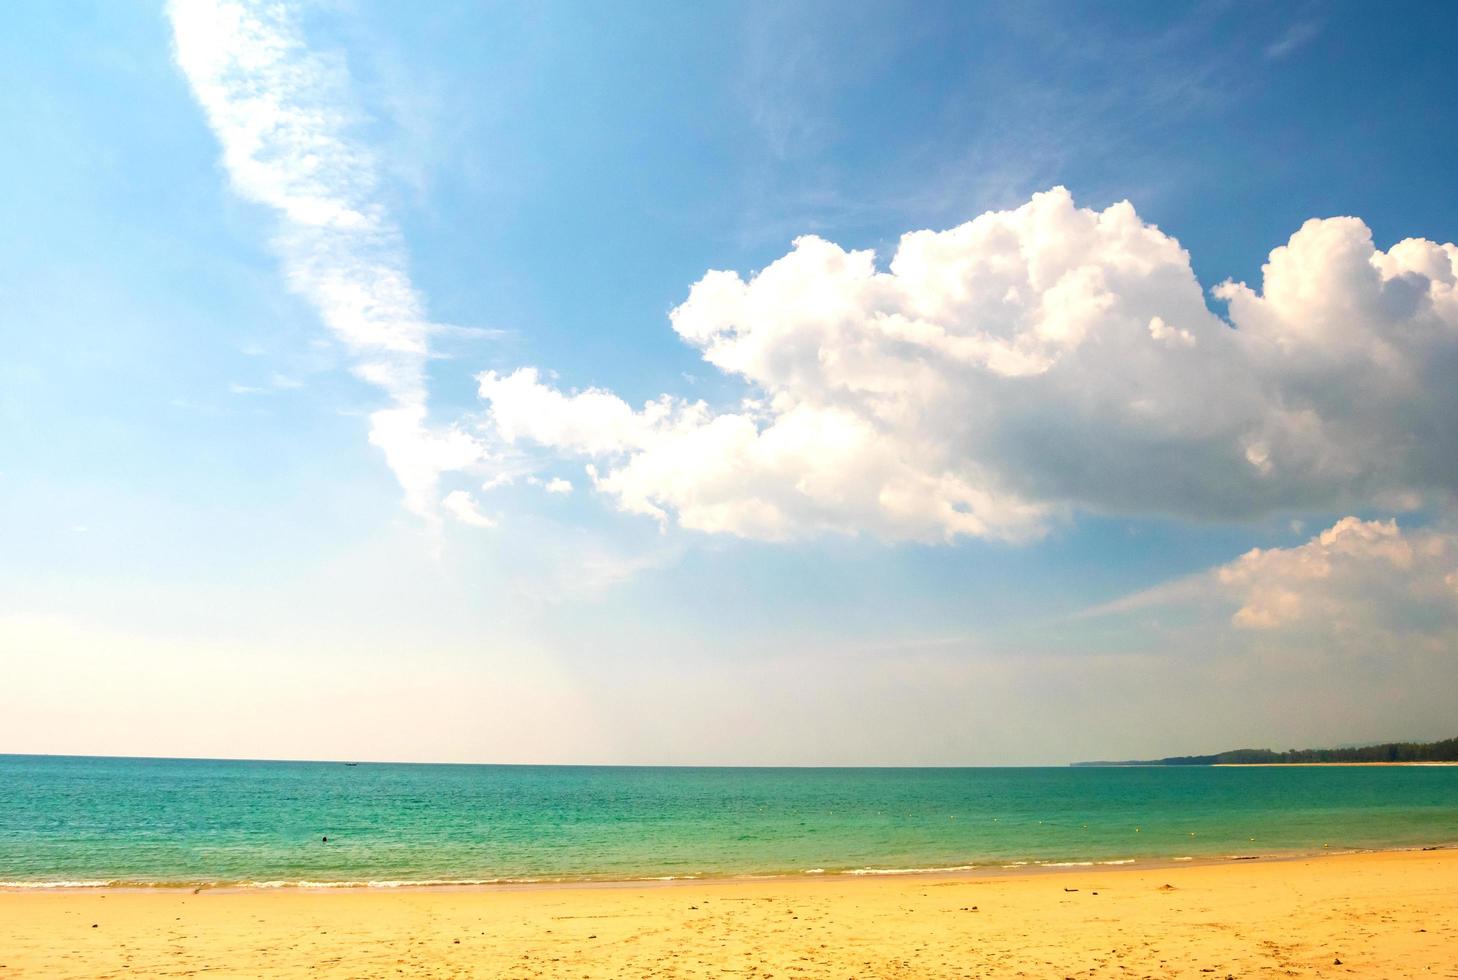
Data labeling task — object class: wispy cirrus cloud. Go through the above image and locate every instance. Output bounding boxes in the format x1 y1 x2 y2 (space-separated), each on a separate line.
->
1265 20 1322 61
168 0 484 525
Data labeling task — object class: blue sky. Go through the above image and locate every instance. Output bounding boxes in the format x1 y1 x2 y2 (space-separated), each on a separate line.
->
3 1 1457 764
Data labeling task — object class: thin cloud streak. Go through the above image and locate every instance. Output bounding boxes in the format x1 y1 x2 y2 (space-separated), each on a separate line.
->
168 0 482 524
1265 20 1322 61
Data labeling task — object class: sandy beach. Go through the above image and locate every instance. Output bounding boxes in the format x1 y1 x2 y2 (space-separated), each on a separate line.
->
2 849 1454 979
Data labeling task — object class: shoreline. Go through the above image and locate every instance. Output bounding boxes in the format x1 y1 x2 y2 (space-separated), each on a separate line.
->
4 840 1451 895
4 848 1455 978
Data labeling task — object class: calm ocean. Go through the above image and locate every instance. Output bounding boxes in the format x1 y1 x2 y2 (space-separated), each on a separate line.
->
2 755 1455 887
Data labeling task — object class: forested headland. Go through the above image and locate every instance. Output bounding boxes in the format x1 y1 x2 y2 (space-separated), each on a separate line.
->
1074 737 1458 767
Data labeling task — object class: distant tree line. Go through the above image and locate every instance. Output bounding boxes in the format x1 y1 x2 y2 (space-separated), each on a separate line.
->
1074 737 1458 767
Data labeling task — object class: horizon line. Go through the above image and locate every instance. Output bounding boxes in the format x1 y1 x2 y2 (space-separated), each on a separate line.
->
1 750 1082 769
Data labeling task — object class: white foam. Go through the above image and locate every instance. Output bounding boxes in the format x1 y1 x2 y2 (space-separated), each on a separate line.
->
847 864 976 876
244 878 521 889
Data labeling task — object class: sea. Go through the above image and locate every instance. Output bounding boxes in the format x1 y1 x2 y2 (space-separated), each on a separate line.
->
2 755 1455 888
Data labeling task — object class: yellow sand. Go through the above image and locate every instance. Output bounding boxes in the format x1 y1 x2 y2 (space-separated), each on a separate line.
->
2 850 1455 978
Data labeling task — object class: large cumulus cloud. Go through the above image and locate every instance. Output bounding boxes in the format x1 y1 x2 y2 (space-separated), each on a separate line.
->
479 188 1458 542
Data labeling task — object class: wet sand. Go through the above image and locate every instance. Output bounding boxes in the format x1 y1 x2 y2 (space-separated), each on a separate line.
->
2 849 1455 978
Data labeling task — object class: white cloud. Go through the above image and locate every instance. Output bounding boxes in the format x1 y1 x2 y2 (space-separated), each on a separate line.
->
169 8 1456 551
169 0 482 524
1087 516 1458 649
520 474 576 496
480 188 1458 542
229 374 302 395
1215 517 1458 633
441 489 495 529
1060 517 1458 753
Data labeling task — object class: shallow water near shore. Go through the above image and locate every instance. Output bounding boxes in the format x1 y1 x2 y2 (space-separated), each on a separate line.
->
3 755 1456 887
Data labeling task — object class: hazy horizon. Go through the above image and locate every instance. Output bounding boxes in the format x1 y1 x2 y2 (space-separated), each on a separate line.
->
6 731 1456 771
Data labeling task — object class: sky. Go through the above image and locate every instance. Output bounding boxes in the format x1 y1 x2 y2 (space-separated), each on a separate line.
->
3 0 1457 765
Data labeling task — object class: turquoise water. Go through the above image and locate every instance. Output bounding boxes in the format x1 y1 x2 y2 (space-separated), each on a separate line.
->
2 755 1455 886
